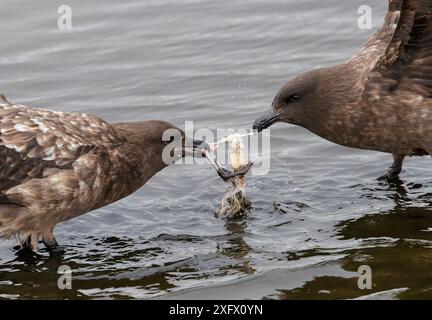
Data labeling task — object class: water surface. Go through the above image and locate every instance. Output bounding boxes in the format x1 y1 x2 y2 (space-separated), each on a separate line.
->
1 0 432 300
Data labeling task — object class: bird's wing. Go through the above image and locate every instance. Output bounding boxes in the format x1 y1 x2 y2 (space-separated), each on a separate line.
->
0 102 124 197
360 0 432 99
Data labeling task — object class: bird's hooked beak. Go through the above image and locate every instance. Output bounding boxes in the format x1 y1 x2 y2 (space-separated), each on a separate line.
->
193 139 210 156
252 109 281 132
174 138 210 158
189 139 210 157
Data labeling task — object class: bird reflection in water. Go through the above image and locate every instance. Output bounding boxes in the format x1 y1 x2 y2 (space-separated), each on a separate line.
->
217 220 255 275
277 178 432 300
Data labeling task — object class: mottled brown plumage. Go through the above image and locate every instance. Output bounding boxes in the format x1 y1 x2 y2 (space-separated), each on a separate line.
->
0 96 190 251
254 0 432 180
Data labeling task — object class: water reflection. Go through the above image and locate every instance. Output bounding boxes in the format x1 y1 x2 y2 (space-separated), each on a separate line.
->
2 176 432 299
276 179 432 300
217 220 255 274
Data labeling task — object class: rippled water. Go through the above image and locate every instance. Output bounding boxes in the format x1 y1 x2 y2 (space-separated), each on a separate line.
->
1 0 432 300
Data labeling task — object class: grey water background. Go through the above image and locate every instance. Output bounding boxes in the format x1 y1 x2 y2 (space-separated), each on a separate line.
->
1 0 431 300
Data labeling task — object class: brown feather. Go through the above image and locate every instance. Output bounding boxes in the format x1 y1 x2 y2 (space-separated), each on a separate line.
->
0 103 181 249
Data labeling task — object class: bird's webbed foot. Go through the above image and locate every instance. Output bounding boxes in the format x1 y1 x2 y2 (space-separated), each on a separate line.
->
43 238 65 255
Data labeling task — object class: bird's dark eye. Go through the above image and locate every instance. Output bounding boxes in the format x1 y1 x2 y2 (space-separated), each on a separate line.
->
287 94 300 103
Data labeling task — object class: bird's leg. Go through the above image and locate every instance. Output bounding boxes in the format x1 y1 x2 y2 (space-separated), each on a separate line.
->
18 233 39 251
379 154 405 181
21 235 33 250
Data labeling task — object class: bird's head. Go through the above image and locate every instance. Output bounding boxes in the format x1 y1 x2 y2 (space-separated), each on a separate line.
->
253 69 325 132
129 121 209 166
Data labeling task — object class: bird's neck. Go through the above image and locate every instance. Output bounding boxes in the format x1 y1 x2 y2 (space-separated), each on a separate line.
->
101 123 170 205
305 62 404 152
305 64 370 147
115 122 169 177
